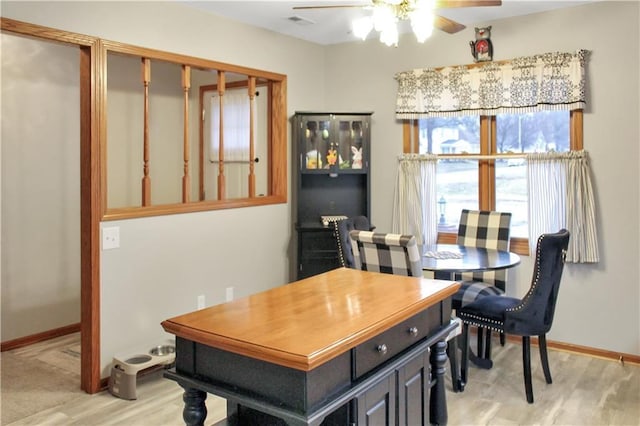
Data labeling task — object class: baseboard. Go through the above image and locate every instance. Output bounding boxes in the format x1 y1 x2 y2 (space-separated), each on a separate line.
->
1 323 81 352
503 333 640 365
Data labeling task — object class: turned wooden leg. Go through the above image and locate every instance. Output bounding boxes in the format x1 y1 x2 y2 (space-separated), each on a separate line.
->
430 340 449 426
182 386 208 426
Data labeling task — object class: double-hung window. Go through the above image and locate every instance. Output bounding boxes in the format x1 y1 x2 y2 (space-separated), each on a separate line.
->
405 110 580 254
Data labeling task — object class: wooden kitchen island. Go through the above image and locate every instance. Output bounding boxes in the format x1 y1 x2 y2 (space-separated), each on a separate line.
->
162 268 460 426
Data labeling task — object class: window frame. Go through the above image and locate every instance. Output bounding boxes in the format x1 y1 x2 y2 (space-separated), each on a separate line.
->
402 110 584 256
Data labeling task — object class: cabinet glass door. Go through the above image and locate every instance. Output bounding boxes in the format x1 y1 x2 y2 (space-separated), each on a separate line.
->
302 118 332 172
337 118 366 172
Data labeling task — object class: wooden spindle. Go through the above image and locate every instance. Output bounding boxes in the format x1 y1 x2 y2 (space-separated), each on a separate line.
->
248 77 256 198
141 58 151 206
182 65 191 203
217 71 226 200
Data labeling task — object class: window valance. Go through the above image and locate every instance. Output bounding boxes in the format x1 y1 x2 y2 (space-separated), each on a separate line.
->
395 50 588 119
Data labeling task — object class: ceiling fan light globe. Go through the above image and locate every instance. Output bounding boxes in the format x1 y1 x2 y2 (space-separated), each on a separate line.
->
352 16 373 40
410 9 434 42
372 5 396 32
379 26 399 47
413 25 433 43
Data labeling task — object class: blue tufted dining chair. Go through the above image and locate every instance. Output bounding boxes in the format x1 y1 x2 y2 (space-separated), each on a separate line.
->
459 229 570 403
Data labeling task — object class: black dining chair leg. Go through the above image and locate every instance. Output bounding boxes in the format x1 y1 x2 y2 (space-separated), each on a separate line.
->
461 323 470 386
539 334 553 384
500 331 506 346
476 328 485 359
484 330 493 360
447 338 462 392
522 336 534 404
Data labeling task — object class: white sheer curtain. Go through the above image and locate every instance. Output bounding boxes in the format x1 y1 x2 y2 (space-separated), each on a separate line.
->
527 150 599 263
392 154 438 246
209 90 254 162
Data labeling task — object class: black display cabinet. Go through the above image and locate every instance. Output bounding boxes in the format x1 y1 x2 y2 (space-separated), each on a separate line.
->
293 112 372 280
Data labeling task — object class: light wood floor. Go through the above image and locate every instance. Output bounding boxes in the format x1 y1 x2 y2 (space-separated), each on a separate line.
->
1 333 638 425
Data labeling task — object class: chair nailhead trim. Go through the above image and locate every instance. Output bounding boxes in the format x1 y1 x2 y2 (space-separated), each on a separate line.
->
333 221 346 267
506 233 544 313
460 313 504 333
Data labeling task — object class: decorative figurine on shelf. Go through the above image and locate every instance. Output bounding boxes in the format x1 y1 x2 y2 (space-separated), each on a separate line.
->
351 146 363 169
306 150 322 169
326 144 338 167
470 26 493 62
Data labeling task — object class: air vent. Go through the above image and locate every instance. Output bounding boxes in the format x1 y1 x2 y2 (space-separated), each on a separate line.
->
287 15 316 26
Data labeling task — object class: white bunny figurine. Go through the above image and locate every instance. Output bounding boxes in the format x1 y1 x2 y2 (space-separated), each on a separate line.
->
351 146 362 169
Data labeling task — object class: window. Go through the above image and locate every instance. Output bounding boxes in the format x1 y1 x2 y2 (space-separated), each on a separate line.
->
396 50 591 258
404 110 582 255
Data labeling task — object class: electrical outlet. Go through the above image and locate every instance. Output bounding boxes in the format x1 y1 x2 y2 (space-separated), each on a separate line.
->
102 226 120 250
226 287 234 302
197 295 205 310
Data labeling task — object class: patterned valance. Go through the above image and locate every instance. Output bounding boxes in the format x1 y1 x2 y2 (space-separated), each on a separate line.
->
395 50 588 119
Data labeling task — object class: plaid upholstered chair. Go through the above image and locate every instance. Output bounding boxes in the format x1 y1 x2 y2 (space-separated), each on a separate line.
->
454 209 512 359
333 216 375 269
349 230 422 277
459 229 570 403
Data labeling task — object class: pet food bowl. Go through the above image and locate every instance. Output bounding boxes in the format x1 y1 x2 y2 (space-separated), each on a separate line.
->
124 354 153 364
149 345 175 357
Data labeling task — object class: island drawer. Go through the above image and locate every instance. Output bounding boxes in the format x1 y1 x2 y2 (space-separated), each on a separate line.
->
352 305 442 380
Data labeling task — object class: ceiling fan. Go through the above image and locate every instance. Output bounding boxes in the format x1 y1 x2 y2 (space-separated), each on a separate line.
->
293 0 502 38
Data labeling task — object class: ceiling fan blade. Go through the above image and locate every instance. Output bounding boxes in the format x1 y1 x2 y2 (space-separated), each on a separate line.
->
434 14 466 34
293 5 364 10
435 0 501 8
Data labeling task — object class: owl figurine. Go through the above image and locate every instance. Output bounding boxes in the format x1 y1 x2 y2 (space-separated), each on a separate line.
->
470 26 493 62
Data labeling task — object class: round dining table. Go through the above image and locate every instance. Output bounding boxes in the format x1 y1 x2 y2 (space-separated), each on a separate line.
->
421 243 521 277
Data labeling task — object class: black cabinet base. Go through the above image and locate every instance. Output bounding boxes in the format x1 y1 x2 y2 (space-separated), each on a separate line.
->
166 321 457 426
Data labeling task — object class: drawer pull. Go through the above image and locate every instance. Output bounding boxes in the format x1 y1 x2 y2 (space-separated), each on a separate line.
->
408 326 419 336
377 344 388 355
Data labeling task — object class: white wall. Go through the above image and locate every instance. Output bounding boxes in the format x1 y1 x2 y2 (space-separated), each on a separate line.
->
323 1 640 355
1 33 81 340
1 1 638 377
